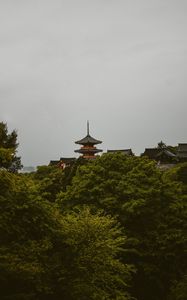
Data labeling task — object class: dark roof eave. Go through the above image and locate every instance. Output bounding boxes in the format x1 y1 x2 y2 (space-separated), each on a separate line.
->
75 134 102 145
60 157 76 161
107 149 133 154
156 150 176 158
75 149 103 153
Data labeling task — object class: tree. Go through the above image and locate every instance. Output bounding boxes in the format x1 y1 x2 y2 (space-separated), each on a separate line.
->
0 170 59 299
53 208 134 300
57 153 187 300
169 275 187 300
165 162 187 185
0 169 133 300
0 122 22 172
30 158 88 202
32 165 65 202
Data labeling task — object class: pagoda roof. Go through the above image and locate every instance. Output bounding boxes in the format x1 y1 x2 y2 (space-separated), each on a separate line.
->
75 148 102 154
75 134 102 145
75 121 102 145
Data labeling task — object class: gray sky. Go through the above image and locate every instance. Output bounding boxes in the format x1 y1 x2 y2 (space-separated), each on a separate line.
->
0 0 187 166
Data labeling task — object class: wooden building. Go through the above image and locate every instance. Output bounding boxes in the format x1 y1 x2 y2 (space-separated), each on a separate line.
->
177 143 187 162
75 122 102 159
107 149 133 155
142 142 177 164
49 157 76 169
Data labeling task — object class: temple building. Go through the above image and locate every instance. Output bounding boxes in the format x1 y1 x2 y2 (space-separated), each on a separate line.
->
75 122 103 159
49 157 76 169
107 149 133 156
141 141 177 164
177 143 187 162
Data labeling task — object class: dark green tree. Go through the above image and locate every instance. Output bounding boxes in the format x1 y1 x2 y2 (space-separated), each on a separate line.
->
32 165 65 202
0 122 22 172
0 169 133 300
0 170 56 299
53 208 134 300
30 158 88 203
58 153 187 300
168 275 187 300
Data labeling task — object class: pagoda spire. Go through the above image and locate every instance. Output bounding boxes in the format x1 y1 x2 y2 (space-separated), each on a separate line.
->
87 120 90 135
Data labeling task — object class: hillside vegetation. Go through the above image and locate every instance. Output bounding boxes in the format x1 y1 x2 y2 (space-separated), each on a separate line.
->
0 122 186 300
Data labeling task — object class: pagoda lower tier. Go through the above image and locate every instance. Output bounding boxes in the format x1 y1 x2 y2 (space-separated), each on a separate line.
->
75 145 102 159
74 122 103 159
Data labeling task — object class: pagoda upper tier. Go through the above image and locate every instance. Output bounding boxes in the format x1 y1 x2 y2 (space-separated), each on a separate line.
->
75 122 103 159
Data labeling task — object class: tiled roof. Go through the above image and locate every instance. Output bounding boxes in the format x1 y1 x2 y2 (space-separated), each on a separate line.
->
75 148 102 154
142 148 160 158
177 143 187 158
75 134 102 145
142 148 176 159
178 143 187 151
107 149 133 155
49 158 76 166
60 157 76 162
156 149 176 158
49 160 59 166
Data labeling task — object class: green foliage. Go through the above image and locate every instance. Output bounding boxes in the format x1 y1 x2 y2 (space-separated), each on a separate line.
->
169 275 187 300
31 158 88 202
32 165 65 202
0 148 14 168
165 162 187 185
0 170 58 299
58 153 187 300
57 153 161 217
0 170 133 300
0 122 22 172
1 129 186 300
54 208 134 300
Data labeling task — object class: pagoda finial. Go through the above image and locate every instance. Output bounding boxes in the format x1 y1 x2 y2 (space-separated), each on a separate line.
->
87 120 89 135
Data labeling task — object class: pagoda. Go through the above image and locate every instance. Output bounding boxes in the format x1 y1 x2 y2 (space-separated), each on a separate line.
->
75 122 103 159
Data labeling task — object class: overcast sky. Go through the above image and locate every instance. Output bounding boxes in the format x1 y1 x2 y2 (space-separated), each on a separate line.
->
0 0 187 166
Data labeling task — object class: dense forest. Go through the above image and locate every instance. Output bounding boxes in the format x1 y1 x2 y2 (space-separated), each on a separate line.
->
0 122 187 300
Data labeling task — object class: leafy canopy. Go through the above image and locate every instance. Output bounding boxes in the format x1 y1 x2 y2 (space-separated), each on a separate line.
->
58 153 187 300
0 122 22 172
0 169 133 300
